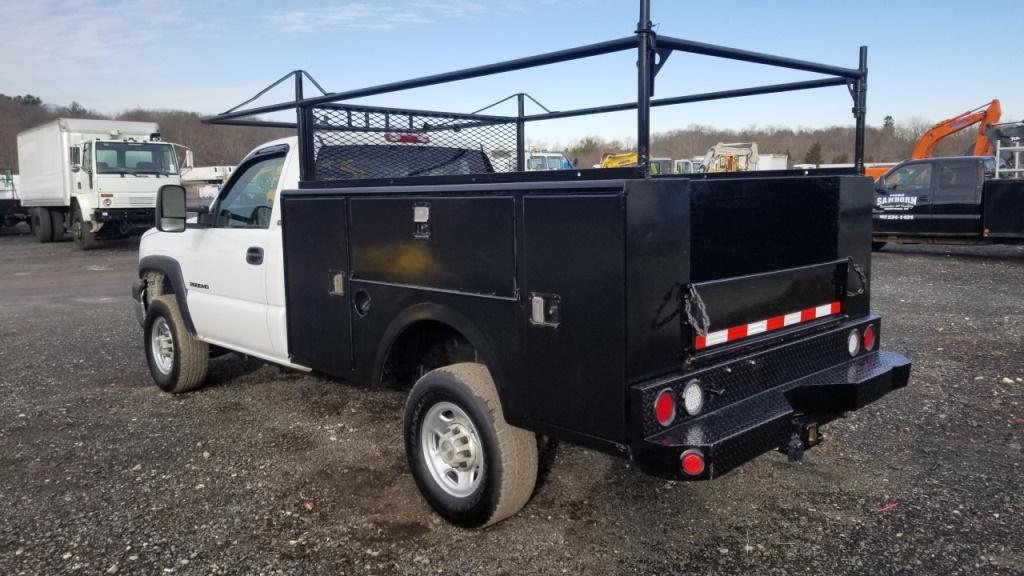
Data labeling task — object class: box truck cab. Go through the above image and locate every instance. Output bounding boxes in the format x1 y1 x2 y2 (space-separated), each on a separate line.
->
17 118 185 249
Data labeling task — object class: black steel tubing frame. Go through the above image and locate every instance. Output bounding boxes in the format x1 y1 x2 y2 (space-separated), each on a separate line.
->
204 0 868 181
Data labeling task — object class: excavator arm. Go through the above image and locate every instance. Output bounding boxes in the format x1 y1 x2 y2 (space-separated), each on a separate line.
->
911 99 1001 159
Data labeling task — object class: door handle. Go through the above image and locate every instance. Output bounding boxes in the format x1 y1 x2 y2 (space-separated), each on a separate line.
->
246 246 264 265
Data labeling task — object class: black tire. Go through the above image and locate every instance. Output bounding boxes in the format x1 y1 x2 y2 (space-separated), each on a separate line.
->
49 209 65 242
872 241 886 251
144 295 209 393
404 363 537 527
71 205 97 250
32 208 53 243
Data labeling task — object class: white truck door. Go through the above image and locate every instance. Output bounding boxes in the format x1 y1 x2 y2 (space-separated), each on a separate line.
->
184 147 287 358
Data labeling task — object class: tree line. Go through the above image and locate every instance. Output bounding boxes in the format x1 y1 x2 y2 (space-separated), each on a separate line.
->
1 94 977 173
562 115 976 169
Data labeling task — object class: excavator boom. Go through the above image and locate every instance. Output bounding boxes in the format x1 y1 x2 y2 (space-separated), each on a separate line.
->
911 99 1001 159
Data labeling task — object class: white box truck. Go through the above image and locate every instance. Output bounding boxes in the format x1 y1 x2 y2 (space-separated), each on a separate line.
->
17 119 185 249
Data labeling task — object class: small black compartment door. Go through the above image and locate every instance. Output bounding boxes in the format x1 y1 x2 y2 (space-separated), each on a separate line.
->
282 197 353 376
522 194 625 443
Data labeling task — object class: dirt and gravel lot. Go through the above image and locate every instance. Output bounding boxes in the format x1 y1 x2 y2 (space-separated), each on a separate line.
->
1 227 1022 576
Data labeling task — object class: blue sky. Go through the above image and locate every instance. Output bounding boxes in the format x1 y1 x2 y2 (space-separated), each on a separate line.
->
2 0 1021 146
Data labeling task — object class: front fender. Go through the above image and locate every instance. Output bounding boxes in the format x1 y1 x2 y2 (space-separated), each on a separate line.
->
137 255 196 334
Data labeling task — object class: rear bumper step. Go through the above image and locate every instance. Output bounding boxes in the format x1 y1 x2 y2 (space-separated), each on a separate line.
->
632 349 910 479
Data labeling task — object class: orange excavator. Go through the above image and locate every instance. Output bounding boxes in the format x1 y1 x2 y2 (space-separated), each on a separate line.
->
866 99 1002 180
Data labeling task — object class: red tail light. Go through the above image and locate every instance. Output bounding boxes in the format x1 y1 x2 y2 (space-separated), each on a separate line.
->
863 324 876 351
681 450 705 476
654 389 676 427
384 132 430 144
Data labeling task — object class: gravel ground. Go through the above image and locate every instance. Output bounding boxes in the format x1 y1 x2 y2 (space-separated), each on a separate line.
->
1 227 1022 576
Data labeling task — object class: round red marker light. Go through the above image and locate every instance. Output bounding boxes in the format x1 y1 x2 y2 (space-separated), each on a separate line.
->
654 389 676 427
863 324 876 351
681 450 705 476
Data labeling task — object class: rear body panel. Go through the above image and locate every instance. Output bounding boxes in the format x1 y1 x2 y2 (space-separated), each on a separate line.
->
982 179 1024 239
281 173 908 467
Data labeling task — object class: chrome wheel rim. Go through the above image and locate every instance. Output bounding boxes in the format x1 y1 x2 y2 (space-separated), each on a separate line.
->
420 401 483 498
150 317 174 375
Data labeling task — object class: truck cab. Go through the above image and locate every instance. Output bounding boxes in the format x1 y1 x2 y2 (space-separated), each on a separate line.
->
525 152 574 171
873 156 994 243
139 138 297 363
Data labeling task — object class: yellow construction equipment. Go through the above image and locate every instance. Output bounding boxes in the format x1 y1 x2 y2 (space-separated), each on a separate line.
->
597 152 672 174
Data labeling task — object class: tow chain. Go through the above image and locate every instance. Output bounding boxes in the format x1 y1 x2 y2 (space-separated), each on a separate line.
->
651 282 711 337
683 284 711 338
846 256 868 297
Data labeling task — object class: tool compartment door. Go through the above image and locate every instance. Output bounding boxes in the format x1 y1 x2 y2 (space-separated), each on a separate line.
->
522 194 625 442
281 196 353 376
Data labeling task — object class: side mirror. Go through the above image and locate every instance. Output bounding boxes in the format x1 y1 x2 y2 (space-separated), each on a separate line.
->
70 146 81 172
156 184 187 233
184 149 194 171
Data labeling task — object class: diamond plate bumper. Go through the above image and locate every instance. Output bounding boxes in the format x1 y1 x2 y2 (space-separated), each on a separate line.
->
630 318 910 480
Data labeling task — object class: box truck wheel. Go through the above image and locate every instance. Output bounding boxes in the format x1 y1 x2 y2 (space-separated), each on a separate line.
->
144 295 209 393
404 362 537 527
71 206 97 250
31 208 53 243
50 209 66 242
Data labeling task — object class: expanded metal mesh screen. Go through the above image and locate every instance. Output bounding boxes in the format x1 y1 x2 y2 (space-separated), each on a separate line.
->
310 105 519 182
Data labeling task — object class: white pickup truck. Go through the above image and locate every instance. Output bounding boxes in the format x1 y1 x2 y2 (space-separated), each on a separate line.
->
132 7 909 528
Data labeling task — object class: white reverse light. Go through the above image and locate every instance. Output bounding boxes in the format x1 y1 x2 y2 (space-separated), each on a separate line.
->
847 329 861 357
683 380 704 416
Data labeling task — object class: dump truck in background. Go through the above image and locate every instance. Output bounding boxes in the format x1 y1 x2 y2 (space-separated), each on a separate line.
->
17 119 186 249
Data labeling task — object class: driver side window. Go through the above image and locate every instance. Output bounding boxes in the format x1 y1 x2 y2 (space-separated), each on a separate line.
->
213 154 285 229
883 163 932 191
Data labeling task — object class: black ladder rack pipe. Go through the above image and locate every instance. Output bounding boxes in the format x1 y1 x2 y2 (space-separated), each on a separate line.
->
204 36 638 124
520 77 851 123
203 0 869 179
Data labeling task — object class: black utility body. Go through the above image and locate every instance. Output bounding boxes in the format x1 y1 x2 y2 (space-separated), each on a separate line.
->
203 0 910 482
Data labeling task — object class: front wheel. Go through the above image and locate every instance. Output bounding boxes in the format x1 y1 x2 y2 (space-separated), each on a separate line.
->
404 363 537 527
144 295 209 393
71 206 97 250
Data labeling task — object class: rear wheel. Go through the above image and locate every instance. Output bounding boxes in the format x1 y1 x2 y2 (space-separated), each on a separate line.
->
32 208 53 243
71 206 97 250
144 295 209 393
49 209 65 241
404 363 537 527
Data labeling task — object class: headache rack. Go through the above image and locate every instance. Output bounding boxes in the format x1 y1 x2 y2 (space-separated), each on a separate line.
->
203 0 869 188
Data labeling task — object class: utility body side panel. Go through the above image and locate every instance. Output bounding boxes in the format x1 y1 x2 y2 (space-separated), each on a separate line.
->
982 180 1024 239
280 175 875 450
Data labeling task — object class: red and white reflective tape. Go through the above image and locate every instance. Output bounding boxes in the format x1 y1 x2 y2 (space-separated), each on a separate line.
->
695 301 841 350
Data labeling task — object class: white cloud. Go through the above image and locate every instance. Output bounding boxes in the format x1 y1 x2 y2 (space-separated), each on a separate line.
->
270 0 484 33
0 0 186 84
